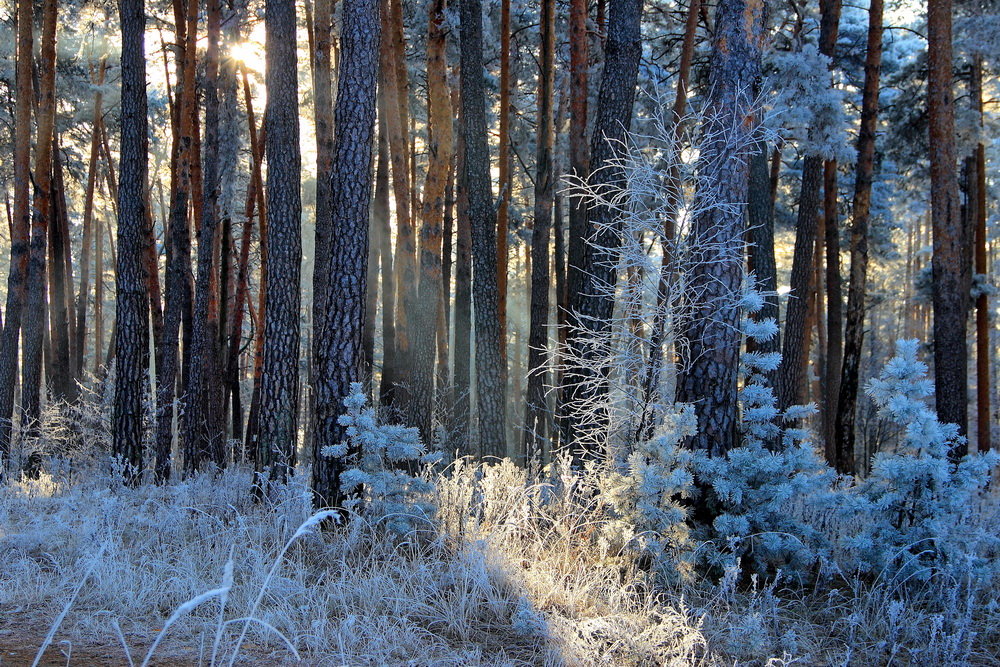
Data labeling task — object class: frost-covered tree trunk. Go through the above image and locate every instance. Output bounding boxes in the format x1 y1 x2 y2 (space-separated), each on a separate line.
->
564 0 643 458
675 0 765 457
460 0 507 456
312 0 379 508
835 0 882 476
114 0 150 483
927 0 969 449
524 0 556 462
259 0 303 482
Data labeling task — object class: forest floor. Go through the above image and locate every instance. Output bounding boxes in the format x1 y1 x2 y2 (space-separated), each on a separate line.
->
1 462 999 665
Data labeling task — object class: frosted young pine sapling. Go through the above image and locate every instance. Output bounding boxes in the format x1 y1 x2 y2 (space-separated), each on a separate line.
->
691 286 833 576
321 383 437 533
842 340 1000 579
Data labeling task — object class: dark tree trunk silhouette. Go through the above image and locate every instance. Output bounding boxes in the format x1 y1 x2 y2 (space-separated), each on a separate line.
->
971 56 989 453
927 0 969 449
460 0 507 456
21 0 58 455
184 0 226 472
453 90 473 446
835 0 882 476
524 0 555 463
675 0 765 457
564 0 644 457
0 0 30 457
155 0 198 482
259 0 303 483
114 0 150 483
312 0 380 508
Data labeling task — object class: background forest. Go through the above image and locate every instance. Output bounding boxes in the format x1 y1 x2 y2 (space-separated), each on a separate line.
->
0 0 999 663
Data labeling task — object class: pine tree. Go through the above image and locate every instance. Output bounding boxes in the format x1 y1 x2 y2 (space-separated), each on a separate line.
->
114 0 150 483
927 0 969 449
835 0 883 476
459 0 507 456
312 0 380 508
674 0 766 457
259 0 303 483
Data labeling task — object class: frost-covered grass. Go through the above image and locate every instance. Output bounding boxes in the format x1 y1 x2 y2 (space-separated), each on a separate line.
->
2 451 999 665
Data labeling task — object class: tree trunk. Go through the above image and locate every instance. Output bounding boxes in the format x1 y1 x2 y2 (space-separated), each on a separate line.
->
0 0 33 466
382 0 416 400
411 0 453 442
312 0 380 508
835 0 882 475
49 146 78 403
564 0 644 457
114 0 150 484
259 0 303 483
971 56 990 453
184 0 226 472
927 0 969 449
75 60 108 382
310 0 335 323
374 103 399 407
777 0 841 413
155 0 198 482
453 85 473 445
524 0 555 464
460 0 507 456
21 0 58 456
675 0 765 457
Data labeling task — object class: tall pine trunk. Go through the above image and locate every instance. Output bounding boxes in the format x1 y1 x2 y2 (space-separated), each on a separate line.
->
312 0 380 508
460 0 507 456
524 0 555 463
412 0 453 442
21 0 58 452
259 0 303 483
675 0 765 457
114 0 150 483
834 0 882 475
927 0 969 449
564 0 644 456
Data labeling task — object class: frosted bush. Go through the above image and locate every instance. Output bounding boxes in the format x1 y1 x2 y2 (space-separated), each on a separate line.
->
321 382 437 534
594 404 697 582
690 288 834 577
840 339 1000 580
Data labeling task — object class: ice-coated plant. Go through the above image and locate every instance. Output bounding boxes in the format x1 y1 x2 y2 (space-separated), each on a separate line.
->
321 383 437 534
690 286 834 577
840 339 1000 580
594 404 697 582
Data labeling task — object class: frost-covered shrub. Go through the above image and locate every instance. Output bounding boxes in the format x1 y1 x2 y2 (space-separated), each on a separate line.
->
594 405 697 582
321 383 437 534
690 288 834 577
840 340 1000 580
